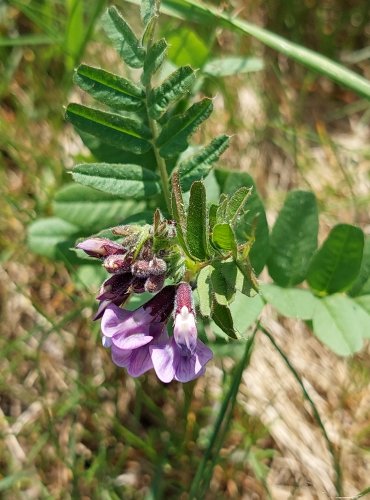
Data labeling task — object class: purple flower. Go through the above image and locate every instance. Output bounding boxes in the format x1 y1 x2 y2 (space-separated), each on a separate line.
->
76 237 125 258
94 273 133 320
101 286 176 377
150 283 213 383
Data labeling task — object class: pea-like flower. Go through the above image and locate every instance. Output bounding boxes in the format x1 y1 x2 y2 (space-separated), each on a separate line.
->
101 286 176 377
150 283 213 383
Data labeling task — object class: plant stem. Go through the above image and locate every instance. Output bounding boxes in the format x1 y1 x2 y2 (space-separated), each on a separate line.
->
189 328 257 498
143 0 172 214
259 323 343 497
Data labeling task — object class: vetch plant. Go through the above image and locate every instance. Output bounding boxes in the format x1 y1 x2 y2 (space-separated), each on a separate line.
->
26 0 370 494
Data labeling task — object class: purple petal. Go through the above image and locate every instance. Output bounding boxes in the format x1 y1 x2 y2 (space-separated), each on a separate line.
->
194 339 213 372
76 238 124 258
174 306 197 356
150 340 176 383
174 340 213 383
101 304 133 337
102 335 112 348
111 344 132 368
112 332 153 350
127 346 153 377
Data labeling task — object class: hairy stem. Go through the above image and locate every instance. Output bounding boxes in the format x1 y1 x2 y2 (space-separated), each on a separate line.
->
259 323 343 497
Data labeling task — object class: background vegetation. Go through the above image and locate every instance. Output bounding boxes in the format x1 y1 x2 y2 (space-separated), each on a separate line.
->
1 0 370 498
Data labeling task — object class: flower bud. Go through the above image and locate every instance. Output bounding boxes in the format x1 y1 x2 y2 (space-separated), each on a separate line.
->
130 277 147 293
103 254 132 273
131 260 151 278
148 256 167 276
173 283 197 356
76 238 124 258
145 274 165 293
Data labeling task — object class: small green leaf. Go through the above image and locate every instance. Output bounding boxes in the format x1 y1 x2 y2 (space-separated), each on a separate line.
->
141 0 156 27
348 236 370 296
66 103 152 154
148 65 195 119
351 299 370 340
186 181 209 260
74 64 145 111
307 224 364 295
157 98 213 158
71 163 161 199
167 27 209 68
226 187 252 225
212 223 237 254
27 217 81 263
312 295 363 355
53 184 144 231
268 190 318 287
203 56 264 77
197 265 212 317
260 283 318 320
171 171 190 255
103 6 145 68
221 171 269 275
178 135 230 191
211 301 238 339
210 263 235 305
142 38 168 86
209 203 218 232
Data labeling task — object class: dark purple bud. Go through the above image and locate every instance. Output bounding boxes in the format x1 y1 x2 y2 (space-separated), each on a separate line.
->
103 254 132 274
174 282 194 315
143 285 176 322
97 273 133 301
145 274 165 293
76 238 124 258
131 260 151 278
148 256 167 276
129 277 147 293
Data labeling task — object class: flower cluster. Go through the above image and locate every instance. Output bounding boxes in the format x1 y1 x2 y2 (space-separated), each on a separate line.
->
77 232 168 319
77 232 213 383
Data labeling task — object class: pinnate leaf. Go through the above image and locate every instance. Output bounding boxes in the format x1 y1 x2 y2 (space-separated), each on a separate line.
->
178 135 230 191
103 6 145 68
66 103 152 154
157 98 213 158
268 190 318 287
74 64 144 111
148 65 195 119
307 224 364 295
71 163 160 199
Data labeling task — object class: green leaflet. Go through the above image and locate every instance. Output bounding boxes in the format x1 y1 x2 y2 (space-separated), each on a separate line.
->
74 64 145 111
171 171 190 255
312 295 364 356
141 0 156 27
53 183 143 231
65 103 152 154
142 39 168 85
197 265 212 317
148 65 195 119
186 181 209 260
212 223 237 255
203 56 264 77
349 237 370 296
260 283 318 320
268 190 318 287
27 217 82 263
307 224 364 295
157 98 213 158
210 262 235 305
103 6 145 68
211 301 238 339
226 187 252 225
71 163 161 199
178 135 230 191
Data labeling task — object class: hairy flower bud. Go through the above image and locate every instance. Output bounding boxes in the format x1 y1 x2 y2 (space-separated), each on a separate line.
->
130 277 147 293
103 254 132 273
145 274 165 293
131 259 151 278
76 238 124 258
148 256 167 276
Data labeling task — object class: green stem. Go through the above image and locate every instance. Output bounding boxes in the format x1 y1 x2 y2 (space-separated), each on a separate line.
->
259 323 343 497
189 328 257 498
143 0 172 214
